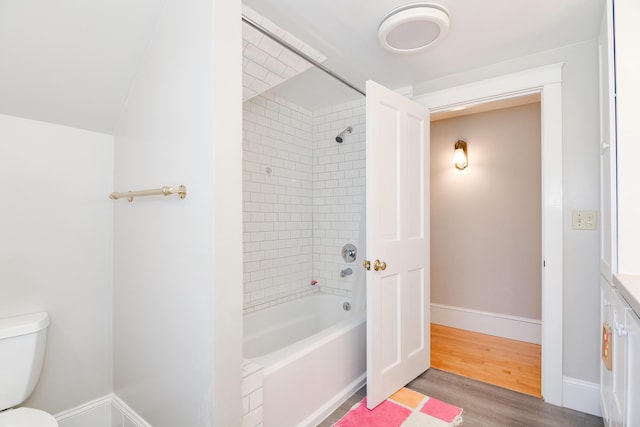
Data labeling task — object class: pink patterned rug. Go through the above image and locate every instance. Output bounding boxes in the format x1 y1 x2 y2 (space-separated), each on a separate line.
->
333 387 463 427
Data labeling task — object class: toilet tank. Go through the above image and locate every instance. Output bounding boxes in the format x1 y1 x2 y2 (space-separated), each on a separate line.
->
0 312 50 411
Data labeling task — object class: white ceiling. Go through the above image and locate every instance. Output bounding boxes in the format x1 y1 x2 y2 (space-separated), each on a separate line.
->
244 0 605 109
0 0 604 133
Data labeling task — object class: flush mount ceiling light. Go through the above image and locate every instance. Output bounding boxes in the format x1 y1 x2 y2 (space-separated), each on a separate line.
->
378 2 450 54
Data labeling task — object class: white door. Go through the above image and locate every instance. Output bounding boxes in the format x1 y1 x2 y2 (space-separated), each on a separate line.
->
365 80 430 409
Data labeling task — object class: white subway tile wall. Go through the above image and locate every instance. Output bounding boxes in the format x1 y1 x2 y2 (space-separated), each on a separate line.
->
312 99 366 297
241 5 326 102
243 93 365 313
243 92 315 312
241 360 263 427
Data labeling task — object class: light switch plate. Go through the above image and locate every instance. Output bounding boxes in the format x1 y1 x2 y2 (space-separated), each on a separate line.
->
572 210 598 230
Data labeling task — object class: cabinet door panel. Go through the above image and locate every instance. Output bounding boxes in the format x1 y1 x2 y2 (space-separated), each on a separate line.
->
600 279 614 425
626 309 640 425
598 0 617 281
611 291 628 426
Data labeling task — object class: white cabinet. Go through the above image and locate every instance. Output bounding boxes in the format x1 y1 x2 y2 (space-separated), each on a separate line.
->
599 3 619 422
601 279 640 427
611 290 628 427
601 279 615 425
598 0 617 282
601 280 623 427
626 308 640 426
600 1 640 425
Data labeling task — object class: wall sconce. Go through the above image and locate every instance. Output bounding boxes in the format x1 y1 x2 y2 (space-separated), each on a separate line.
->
453 139 468 170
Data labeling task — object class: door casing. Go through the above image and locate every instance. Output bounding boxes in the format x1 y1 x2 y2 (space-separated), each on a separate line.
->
413 63 564 406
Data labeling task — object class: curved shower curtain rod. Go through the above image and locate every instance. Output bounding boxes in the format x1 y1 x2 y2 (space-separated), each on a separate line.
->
241 15 366 97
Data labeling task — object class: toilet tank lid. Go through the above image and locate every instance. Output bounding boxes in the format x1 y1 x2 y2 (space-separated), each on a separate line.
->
0 312 50 340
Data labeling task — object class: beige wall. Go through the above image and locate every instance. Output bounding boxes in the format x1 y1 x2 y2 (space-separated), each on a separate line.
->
431 103 541 320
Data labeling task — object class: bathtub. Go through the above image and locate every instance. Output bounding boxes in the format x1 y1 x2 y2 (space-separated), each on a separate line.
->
243 293 366 427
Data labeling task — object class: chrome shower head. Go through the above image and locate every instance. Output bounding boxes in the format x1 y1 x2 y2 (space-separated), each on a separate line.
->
335 126 353 143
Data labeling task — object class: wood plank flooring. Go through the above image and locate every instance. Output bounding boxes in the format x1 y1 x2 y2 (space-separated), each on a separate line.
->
407 368 603 426
431 323 542 397
317 324 603 426
317 370 603 426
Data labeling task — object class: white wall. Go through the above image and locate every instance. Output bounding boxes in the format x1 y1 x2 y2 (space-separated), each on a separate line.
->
112 0 242 426
414 39 601 383
0 114 113 414
430 103 542 320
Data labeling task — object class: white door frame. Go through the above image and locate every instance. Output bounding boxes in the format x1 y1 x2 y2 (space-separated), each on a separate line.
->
413 63 564 406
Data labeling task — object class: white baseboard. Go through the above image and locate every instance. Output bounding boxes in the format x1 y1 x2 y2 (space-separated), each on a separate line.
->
40 376 605 426
431 303 541 344
112 394 153 427
54 394 151 427
562 376 602 417
55 395 112 427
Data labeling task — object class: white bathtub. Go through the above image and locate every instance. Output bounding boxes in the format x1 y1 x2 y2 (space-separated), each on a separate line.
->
243 293 366 427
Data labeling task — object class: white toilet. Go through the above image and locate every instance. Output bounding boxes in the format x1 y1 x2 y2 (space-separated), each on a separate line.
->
0 312 58 426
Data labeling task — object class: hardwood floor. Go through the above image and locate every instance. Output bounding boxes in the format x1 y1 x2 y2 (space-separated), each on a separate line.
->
317 324 603 426
431 323 541 397
317 370 603 427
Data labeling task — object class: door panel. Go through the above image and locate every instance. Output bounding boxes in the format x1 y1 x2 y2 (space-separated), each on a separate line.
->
407 113 425 240
366 80 430 409
380 103 400 242
406 268 425 357
379 273 401 372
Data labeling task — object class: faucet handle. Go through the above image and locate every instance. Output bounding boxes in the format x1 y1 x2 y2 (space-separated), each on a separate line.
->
342 244 357 263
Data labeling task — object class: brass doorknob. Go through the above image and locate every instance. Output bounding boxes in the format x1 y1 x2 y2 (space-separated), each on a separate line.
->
373 260 387 271
363 260 371 271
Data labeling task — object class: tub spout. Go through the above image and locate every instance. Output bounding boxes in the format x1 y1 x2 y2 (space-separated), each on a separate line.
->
340 268 353 278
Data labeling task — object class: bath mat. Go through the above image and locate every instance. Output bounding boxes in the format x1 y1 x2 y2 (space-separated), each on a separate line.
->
333 387 463 427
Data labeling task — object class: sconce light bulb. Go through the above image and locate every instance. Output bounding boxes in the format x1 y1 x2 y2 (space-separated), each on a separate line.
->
453 140 468 170
454 148 467 169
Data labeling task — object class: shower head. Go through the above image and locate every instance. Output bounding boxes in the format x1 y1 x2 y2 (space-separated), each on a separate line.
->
335 126 353 143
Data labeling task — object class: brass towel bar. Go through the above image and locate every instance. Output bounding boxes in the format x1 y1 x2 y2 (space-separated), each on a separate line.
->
109 185 187 202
